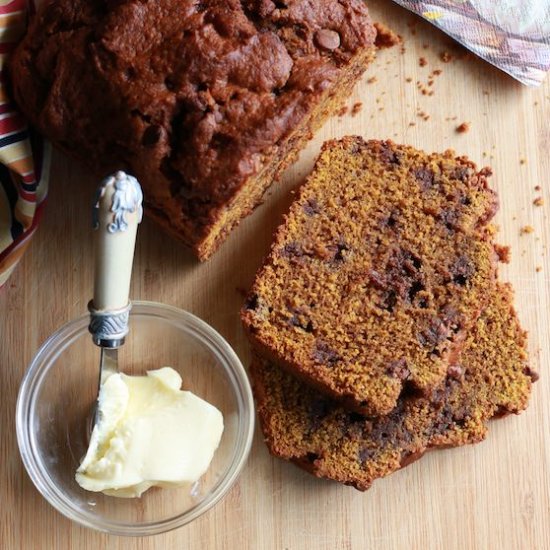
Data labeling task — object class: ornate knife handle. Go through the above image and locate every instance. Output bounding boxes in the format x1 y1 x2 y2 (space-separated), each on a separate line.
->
88 171 143 347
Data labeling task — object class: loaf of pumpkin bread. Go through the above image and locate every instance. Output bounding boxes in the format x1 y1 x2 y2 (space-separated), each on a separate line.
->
10 0 377 259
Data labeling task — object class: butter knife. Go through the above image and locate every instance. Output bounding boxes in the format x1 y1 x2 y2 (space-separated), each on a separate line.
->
88 171 143 425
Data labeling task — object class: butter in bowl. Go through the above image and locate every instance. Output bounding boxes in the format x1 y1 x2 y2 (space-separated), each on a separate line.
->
16 173 254 536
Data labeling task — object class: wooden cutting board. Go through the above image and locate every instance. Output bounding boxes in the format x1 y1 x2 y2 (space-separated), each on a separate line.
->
1 1 549 548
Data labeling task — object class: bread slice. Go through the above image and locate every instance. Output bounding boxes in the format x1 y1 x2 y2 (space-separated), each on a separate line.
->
10 0 377 260
242 137 499 415
251 283 536 491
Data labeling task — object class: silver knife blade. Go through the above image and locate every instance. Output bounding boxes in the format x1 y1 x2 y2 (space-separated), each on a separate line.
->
99 346 119 385
92 347 119 429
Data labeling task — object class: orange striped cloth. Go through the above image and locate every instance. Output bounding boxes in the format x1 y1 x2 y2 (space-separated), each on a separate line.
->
0 0 50 288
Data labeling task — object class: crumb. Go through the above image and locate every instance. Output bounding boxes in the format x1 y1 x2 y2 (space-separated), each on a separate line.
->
534 197 544 206
535 185 541 191
417 81 434 96
536 266 542 272
409 122 416 127
432 69 443 76
367 76 377 84
482 90 490 96
374 23 401 49
520 158 527 165
351 102 363 116
405 77 413 83
416 109 430 121
455 122 470 133
494 244 511 264
419 57 428 67
440 51 453 63
337 105 348 117
423 43 429 49
482 152 487 158
520 225 534 235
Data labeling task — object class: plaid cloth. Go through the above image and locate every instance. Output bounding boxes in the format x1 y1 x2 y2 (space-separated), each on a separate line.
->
0 0 50 288
393 1 550 86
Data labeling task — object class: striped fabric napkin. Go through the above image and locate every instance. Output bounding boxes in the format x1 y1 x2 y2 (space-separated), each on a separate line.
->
393 0 550 86
0 0 49 288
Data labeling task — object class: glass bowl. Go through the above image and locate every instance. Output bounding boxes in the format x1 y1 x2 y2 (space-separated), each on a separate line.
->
16 301 254 536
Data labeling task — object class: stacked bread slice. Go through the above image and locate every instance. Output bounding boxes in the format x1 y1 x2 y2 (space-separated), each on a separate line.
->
241 137 537 490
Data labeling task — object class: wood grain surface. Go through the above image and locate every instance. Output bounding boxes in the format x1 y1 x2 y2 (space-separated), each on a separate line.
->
1 1 549 548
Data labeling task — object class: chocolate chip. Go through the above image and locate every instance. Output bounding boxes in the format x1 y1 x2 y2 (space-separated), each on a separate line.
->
124 66 136 80
388 248 422 275
332 242 349 262
211 132 233 150
408 281 424 302
280 242 302 258
441 304 462 333
381 290 397 312
368 269 387 290
523 366 540 382
312 340 340 366
452 166 473 182
310 398 331 419
348 411 367 423
256 0 277 16
412 167 435 191
308 397 331 430
244 293 259 311
386 212 398 227
418 317 449 348
447 365 463 380
350 140 364 155
303 198 320 216
289 315 314 333
438 208 460 231
386 358 410 380
164 76 177 91
358 447 374 463
306 452 319 463
142 124 163 147
430 385 448 407
450 256 474 286
378 142 401 165
185 196 212 218
314 29 341 50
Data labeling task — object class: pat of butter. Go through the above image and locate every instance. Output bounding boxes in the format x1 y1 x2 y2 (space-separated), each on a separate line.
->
76 367 224 498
